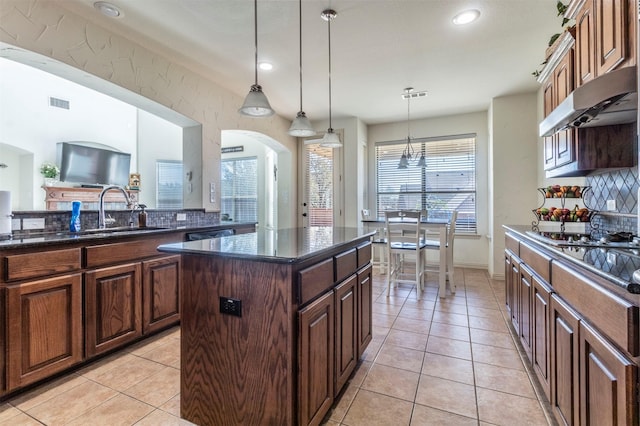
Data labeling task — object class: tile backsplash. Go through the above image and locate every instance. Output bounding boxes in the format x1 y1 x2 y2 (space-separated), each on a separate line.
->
586 167 639 237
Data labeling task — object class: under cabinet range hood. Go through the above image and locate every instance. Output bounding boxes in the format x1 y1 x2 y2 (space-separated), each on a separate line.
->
539 66 637 137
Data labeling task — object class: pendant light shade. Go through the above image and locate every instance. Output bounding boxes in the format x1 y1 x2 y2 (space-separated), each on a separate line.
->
288 0 316 136
320 9 342 148
397 87 426 168
239 0 275 117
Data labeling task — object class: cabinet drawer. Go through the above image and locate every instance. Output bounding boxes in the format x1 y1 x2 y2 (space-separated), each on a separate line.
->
520 243 552 282
552 261 639 356
505 233 520 255
4 248 81 281
299 258 334 305
357 242 372 269
335 248 357 283
85 235 180 268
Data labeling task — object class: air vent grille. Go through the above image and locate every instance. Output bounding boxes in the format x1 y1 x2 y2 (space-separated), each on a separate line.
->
49 97 70 109
401 91 428 99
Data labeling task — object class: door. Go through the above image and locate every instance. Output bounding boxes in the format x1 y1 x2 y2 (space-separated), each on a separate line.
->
300 135 343 228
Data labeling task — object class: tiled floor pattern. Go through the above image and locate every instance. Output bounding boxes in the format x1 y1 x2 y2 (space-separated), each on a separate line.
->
0 267 554 425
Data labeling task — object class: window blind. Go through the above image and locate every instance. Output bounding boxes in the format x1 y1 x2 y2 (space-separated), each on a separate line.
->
375 135 477 233
304 144 334 227
221 157 258 222
156 160 183 209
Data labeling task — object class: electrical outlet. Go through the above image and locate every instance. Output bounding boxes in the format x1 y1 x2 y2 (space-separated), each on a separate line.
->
176 213 187 221
606 200 616 211
220 297 242 317
23 218 45 230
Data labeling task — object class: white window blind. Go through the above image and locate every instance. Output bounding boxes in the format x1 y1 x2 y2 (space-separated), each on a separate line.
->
305 144 334 226
221 157 258 222
156 160 183 209
376 135 477 233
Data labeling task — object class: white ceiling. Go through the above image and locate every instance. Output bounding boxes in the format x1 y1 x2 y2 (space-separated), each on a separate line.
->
57 0 561 125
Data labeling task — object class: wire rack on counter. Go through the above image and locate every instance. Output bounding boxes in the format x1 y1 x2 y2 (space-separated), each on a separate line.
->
531 185 599 235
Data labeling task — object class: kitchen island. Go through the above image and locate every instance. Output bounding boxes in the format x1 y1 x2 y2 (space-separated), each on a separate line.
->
158 227 375 426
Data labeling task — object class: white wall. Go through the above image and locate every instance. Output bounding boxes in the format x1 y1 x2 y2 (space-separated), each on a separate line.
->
489 93 539 277
368 111 490 269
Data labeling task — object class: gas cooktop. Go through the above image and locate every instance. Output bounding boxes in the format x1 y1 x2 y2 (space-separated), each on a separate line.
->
525 231 640 249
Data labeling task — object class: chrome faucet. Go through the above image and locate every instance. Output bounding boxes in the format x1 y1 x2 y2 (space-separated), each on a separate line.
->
98 185 134 229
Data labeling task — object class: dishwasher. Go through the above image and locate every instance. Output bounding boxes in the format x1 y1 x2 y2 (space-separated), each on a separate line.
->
185 228 235 241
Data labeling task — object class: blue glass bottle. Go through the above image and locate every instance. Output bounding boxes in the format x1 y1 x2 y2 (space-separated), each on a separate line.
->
70 200 81 232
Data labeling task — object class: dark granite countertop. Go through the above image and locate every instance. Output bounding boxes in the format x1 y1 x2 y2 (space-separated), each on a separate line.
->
504 225 640 294
0 222 256 250
158 227 375 264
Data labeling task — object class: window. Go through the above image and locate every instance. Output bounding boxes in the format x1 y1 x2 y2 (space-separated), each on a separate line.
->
304 144 334 226
221 156 258 222
375 135 477 233
156 160 183 209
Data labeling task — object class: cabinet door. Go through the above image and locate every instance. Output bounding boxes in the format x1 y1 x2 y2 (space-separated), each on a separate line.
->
335 275 357 395
579 321 637 425
519 265 533 359
551 295 581 426
504 252 515 319
6 274 83 390
299 291 334 426
85 263 142 357
509 254 521 330
594 0 628 75
142 255 181 334
532 274 552 401
575 0 595 86
357 264 373 358
0 287 4 396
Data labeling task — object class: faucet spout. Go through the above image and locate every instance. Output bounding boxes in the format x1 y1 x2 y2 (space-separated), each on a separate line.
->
98 185 133 229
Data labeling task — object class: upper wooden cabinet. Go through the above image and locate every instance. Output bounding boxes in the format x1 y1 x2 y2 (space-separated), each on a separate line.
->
570 0 637 87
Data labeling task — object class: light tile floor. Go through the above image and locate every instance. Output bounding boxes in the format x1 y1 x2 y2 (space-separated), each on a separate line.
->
0 267 554 425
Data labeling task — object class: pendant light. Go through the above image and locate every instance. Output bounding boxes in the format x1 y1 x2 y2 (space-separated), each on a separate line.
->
320 9 342 148
238 0 275 117
398 87 426 168
288 0 316 136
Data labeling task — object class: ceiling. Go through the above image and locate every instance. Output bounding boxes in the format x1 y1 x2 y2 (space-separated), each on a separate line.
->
56 0 562 126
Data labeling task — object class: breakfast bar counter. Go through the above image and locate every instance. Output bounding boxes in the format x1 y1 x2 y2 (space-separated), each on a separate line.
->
158 227 375 426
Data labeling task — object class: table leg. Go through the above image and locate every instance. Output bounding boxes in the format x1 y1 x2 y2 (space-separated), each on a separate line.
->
439 227 447 298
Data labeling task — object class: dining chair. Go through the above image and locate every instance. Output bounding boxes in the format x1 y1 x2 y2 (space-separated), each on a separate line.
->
385 210 427 299
423 210 458 295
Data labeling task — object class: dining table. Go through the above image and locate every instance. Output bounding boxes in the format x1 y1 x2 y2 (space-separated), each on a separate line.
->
361 218 450 298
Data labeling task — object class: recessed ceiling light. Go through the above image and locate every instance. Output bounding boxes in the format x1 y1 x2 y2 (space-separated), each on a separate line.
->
94 2 122 18
259 62 273 71
452 9 480 25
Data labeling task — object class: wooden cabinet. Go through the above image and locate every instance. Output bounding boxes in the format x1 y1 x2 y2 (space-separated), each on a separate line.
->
573 0 635 85
334 275 357 395
299 290 335 426
85 263 142 357
519 265 534 359
5 274 83 391
505 251 521 329
532 273 553 401
357 264 373 358
550 294 581 426
142 255 181 334
579 321 637 425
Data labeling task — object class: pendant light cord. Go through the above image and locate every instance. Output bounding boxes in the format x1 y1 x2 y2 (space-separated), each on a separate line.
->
298 0 303 110
327 12 333 130
253 0 258 85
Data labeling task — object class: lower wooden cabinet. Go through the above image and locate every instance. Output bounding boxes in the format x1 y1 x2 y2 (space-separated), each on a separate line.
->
5 274 83 391
142 255 181 334
85 263 142 357
299 290 334 426
550 294 580 426
519 265 534 359
532 273 552 400
505 250 521 329
357 264 373 358
579 321 637 425
335 275 357 395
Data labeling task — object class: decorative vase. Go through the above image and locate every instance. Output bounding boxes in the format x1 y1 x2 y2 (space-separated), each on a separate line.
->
44 178 57 186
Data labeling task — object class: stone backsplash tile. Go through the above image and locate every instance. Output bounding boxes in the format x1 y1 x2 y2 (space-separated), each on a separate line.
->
11 209 220 236
586 168 638 236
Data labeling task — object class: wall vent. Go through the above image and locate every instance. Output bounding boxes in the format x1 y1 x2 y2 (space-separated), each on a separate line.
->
401 90 428 99
49 97 70 109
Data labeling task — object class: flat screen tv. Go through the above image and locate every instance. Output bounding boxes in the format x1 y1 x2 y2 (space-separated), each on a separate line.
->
57 142 131 186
